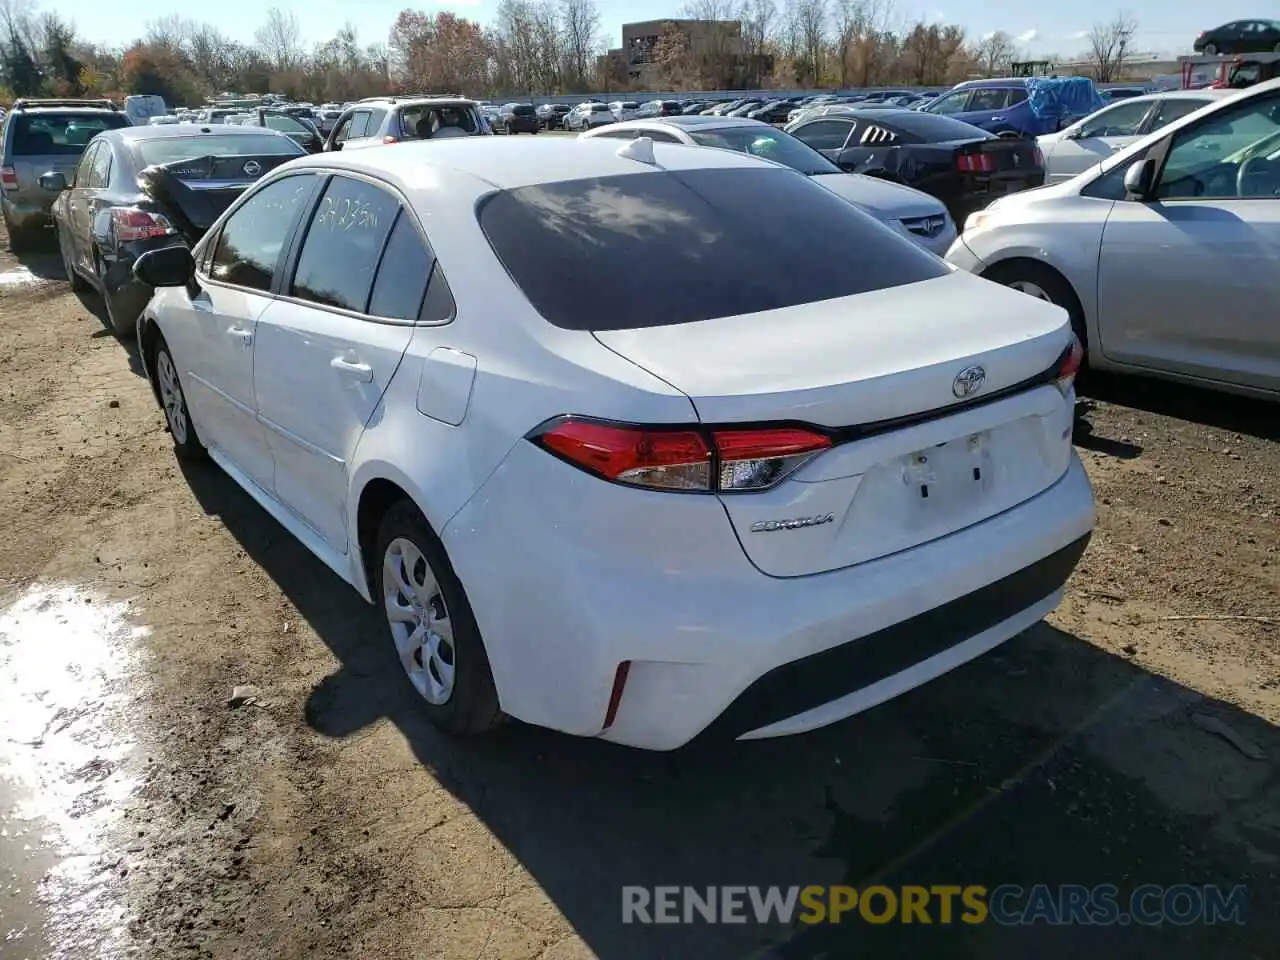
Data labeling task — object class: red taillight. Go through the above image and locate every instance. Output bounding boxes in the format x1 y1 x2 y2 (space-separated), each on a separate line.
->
956 152 997 173
1057 336 1084 393
111 207 175 243
712 427 832 491
383 135 399 144
531 419 831 493
0 166 17 191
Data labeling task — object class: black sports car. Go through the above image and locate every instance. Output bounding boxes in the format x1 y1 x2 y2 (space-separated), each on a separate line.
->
785 108 1045 223
45 123 304 337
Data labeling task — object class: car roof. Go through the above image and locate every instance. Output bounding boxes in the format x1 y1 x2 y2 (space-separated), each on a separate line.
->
283 134 782 194
953 78 1028 89
105 123 299 143
793 107 918 122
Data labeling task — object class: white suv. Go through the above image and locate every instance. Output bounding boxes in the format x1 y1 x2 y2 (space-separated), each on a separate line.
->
133 136 1094 750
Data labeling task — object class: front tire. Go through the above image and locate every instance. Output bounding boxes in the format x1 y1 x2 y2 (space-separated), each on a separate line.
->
376 499 502 736
1204 42 1218 55
151 334 207 459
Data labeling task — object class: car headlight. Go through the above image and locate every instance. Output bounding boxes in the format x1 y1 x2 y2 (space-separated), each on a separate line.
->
964 210 993 233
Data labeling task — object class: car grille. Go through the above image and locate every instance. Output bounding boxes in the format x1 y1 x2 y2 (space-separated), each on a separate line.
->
902 214 948 239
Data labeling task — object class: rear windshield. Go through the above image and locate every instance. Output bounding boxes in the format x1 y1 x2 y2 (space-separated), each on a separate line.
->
478 167 946 331
688 126 839 176
511 105 536 116
9 112 129 155
137 134 303 167
400 104 478 137
878 112 992 141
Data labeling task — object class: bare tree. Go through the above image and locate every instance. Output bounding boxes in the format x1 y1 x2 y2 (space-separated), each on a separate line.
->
971 30 1015 77
559 0 600 90
683 0 740 88
255 6 303 73
1088 12 1137 82
783 0 827 87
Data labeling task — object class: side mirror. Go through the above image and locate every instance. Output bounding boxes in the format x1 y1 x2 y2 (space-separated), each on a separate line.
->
133 245 196 288
1123 157 1157 201
39 171 68 192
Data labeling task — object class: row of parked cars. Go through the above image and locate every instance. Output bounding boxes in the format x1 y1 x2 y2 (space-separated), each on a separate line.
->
2 76 1276 754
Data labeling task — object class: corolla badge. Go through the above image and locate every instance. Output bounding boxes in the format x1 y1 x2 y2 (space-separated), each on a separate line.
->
750 513 835 533
242 160 262 176
952 365 986 398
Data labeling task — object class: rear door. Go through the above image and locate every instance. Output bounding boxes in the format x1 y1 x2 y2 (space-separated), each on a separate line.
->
252 174 420 551
1097 89 1280 391
65 141 103 270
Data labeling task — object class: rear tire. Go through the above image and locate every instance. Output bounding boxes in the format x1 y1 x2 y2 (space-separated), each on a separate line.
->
375 499 502 737
57 223 88 292
984 261 1088 362
4 213 38 253
102 282 138 339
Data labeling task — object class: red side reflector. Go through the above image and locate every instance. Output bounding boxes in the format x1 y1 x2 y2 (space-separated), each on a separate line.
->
602 661 631 730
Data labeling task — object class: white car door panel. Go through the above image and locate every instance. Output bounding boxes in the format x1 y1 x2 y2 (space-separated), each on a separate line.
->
253 176 431 551
1097 90 1280 392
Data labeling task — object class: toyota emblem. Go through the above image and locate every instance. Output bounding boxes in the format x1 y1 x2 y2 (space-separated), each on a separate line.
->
952 365 986 398
242 160 262 176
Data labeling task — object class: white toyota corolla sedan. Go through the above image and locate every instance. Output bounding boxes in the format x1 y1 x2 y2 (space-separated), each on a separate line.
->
132 135 1094 750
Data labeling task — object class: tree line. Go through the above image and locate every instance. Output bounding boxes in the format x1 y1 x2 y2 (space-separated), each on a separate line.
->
0 0 1140 107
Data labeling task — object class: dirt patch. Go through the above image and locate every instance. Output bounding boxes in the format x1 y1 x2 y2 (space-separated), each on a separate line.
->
0 223 1276 960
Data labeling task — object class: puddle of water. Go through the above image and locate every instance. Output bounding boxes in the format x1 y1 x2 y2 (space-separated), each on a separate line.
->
0 267 46 288
0 584 150 959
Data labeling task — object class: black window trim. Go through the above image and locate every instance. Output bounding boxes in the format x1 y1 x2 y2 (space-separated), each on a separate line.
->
199 171 325 297
272 169 454 327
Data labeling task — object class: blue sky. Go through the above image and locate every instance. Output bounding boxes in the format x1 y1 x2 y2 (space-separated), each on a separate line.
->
50 0 1266 59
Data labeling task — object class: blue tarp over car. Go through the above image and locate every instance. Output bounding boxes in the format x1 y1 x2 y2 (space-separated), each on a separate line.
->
1026 77 1107 128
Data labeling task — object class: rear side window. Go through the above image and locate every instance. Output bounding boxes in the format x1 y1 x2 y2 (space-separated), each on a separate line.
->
10 112 129 155
367 210 436 320
478 167 946 331
790 119 854 150
290 176 400 312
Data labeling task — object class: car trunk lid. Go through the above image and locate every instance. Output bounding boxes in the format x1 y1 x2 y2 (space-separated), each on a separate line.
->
949 136 1045 194
137 154 294 242
593 271 1078 577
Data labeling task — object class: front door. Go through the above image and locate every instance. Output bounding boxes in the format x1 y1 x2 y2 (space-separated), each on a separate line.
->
1097 90 1280 391
253 175 426 550
173 174 322 489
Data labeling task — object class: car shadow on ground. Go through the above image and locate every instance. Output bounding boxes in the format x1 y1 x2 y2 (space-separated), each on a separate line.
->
1080 371 1278 442
177 458 1279 960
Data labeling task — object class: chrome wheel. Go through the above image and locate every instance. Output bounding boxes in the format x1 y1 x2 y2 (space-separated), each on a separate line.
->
383 537 456 705
1006 279 1054 302
155 349 188 445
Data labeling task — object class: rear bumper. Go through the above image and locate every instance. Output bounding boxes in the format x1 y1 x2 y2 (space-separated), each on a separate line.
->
444 443 1094 751
1 194 55 230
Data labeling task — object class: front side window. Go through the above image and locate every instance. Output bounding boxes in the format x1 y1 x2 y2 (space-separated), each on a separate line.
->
478 167 946 331
927 91 972 115
1155 94 1280 200
1147 98 1214 130
211 176 318 291
290 176 400 312
788 119 855 152
1078 100 1153 139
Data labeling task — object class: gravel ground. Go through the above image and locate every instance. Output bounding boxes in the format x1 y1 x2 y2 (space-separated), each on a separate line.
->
0 224 1276 960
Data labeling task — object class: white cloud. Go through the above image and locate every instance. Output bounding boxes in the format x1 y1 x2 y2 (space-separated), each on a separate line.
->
929 9 946 22
1013 28 1038 43
981 31 996 41
1066 29 1089 40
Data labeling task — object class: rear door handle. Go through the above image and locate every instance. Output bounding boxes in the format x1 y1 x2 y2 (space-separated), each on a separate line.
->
330 356 373 382
989 116 1004 122
227 325 253 346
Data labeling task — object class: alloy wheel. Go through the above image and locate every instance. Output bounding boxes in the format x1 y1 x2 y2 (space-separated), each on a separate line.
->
155 349 189 445
1006 279 1054 302
383 537 456 705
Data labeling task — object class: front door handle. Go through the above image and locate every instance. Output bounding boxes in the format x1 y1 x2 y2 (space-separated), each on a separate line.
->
330 356 373 382
227 325 253 346
988 116 1004 123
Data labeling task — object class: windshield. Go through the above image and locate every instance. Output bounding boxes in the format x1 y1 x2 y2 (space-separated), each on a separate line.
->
137 134 303 166
688 126 840 176
10 113 129 155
